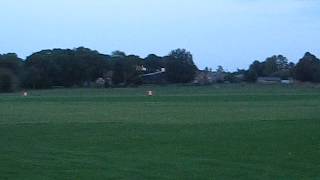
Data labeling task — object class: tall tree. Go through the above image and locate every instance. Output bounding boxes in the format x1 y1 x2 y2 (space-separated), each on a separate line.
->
295 52 320 82
111 54 144 86
165 49 198 83
245 60 262 82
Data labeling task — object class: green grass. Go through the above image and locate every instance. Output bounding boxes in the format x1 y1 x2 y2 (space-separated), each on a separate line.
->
0 84 320 179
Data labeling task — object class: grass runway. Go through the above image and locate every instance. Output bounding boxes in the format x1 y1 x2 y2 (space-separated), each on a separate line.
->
0 85 320 179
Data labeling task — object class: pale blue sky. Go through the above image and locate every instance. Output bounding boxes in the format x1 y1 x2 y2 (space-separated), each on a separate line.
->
0 0 320 70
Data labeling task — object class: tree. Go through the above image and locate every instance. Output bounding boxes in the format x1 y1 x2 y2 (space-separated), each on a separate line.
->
276 55 289 71
0 68 18 92
262 55 290 77
24 47 111 89
245 55 294 81
24 49 63 88
124 55 144 85
216 65 224 73
73 47 111 84
111 54 144 86
295 52 320 82
245 60 262 82
144 54 164 73
262 56 278 76
245 69 258 82
0 53 23 89
0 53 23 75
165 49 198 83
111 50 126 58
216 66 225 83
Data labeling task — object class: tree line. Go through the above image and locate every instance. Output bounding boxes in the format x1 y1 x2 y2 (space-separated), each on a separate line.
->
0 47 320 92
0 47 197 92
244 52 320 83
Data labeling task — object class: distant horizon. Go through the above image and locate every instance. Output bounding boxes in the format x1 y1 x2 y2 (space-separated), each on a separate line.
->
1 0 320 71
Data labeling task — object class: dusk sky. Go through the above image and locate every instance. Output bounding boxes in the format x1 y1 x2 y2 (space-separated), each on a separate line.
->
1 0 320 71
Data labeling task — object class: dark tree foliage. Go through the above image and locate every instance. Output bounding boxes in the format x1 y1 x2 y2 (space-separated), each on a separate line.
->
245 61 260 82
0 53 23 91
165 49 198 83
226 69 246 83
0 53 23 75
3 46 320 91
73 47 111 83
24 47 111 88
21 48 149 89
295 52 320 82
245 55 294 81
144 54 164 73
245 69 258 82
263 55 291 78
111 54 144 86
0 68 18 92
111 51 126 58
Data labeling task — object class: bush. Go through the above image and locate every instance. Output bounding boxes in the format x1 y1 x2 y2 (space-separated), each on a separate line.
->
0 68 18 92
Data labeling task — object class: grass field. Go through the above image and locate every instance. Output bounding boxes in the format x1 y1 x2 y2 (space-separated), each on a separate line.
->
0 84 320 179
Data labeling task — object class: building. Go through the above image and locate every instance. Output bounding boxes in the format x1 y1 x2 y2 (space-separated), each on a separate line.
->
281 79 294 84
193 70 225 85
257 77 281 84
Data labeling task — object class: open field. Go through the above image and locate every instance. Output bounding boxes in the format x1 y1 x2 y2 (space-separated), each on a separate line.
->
0 84 320 179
